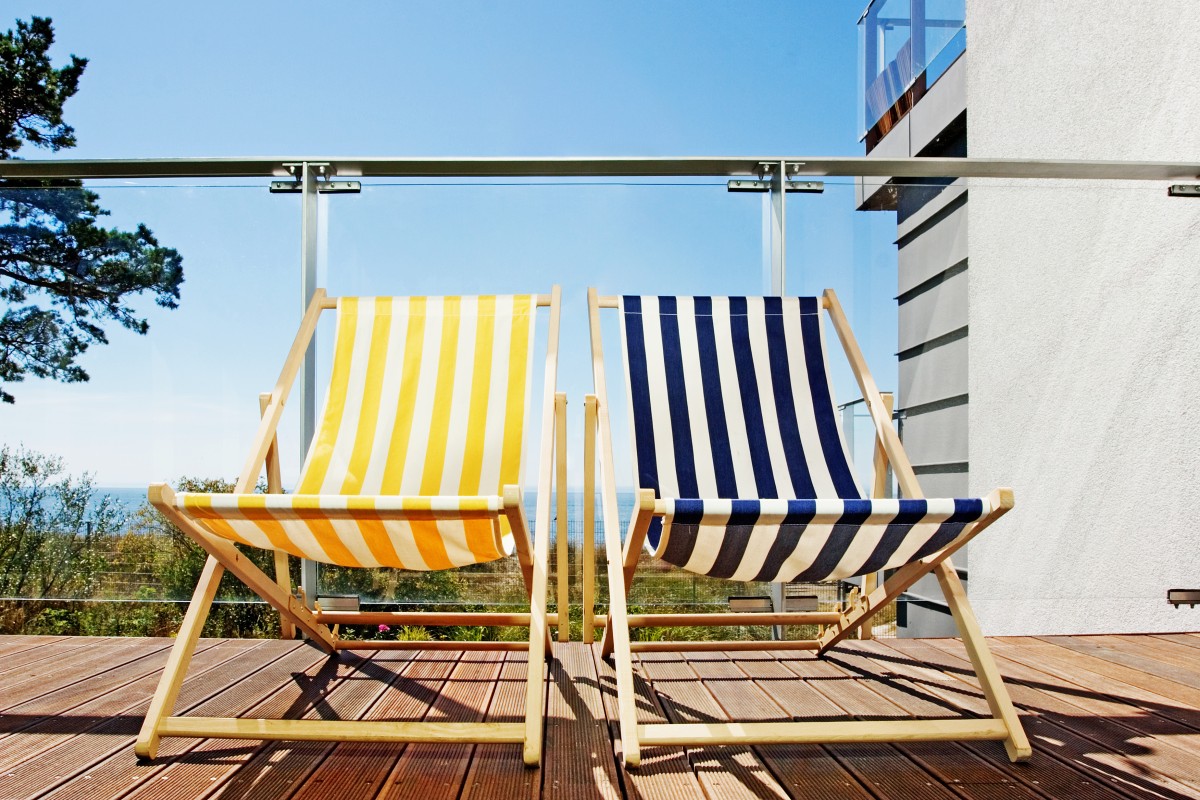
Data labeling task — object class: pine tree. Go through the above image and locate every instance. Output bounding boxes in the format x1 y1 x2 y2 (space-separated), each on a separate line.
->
0 16 183 403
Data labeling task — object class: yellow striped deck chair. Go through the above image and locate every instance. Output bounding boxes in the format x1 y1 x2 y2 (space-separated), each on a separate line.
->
137 287 562 767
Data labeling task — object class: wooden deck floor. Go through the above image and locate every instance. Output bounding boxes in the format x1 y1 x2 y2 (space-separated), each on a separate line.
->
1 633 1200 799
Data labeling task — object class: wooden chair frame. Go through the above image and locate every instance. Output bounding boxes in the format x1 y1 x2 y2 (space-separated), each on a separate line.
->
136 286 563 767
586 286 1030 768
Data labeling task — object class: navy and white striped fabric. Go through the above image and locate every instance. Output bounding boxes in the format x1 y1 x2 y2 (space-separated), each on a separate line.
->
618 296 988 582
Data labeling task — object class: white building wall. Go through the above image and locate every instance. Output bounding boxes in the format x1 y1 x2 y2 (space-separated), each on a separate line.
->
966 1 1200 634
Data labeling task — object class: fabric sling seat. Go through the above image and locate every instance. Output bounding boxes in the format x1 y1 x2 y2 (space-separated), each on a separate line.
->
137 288 562 768
587 287 1030 768
172 294 537 571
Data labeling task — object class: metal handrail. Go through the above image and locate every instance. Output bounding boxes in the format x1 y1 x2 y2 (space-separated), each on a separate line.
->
0 156 1197 181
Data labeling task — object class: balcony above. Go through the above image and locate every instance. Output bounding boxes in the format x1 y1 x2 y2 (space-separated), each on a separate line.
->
859 0 967 148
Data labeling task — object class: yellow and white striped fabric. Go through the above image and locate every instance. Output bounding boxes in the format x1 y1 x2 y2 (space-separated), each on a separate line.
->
176 295 538 570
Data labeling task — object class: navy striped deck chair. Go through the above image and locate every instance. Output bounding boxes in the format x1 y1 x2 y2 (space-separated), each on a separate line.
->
587 287 1030 768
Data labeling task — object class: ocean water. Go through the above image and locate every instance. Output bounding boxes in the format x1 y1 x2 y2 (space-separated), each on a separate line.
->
96 487 153 513
95 487 635 543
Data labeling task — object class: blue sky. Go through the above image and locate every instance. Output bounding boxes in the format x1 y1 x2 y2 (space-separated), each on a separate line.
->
0 2 899 489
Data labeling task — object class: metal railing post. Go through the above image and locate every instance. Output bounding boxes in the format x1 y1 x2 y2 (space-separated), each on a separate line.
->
762 160 787 295
299 162 320 608
767 158 787 637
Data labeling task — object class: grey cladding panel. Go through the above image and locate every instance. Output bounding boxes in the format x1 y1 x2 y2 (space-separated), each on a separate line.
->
909 56 967 155
898 601 959 637
898 201 968 294
910 469 969 499
858 115 911 209
898 267 969 351
903 404 969 466
899 337 968 409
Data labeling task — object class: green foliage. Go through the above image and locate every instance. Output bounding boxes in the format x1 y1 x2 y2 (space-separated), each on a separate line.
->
0 16 183 403
0 448 896 640
0 17 84 155
0 444 118 598
320 562 467 604
126 475 295 602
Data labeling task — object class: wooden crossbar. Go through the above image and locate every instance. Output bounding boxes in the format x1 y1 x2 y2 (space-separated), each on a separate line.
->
315 611 551 627
157 717 526 744
332 640 530 651
628 612 841 627
630 640 820 653
637 719 1011 747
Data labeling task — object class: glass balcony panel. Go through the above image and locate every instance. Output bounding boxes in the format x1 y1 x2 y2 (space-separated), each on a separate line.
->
0 181 296 617
860 0 914 137
922 0 966 86
6 170 1173 640
307 179 903 642
859 0 965 138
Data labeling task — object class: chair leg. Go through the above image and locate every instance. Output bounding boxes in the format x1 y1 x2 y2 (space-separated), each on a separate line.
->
522 545 550 766
135 556 224 760
601 492 655 767
934 562 1032 762
601 490 654 660
504 486 550 767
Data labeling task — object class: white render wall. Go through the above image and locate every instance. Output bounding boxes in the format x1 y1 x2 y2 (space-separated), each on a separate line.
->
965 1 1200 634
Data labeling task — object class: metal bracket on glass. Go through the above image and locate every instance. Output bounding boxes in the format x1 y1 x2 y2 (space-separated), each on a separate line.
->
727 179 824 193
1167 184 1200 198
270 162 361 194
269 180 361 194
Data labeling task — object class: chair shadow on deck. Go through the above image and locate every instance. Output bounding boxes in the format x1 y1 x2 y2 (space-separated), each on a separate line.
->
582 641 1200 800
822 645 1200 800
5 638 1200 799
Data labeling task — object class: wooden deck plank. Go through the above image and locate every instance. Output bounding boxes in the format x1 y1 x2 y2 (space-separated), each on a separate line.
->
0 639 246 721
0 638 235 769
165 649 413 800
3 635 1200 800
775 651 963 800
0 638 169 707
130 649 416 800
1150 634 1200 652
288 651 440 800
459 654 540 800
594 646 708 800
912 638 1200 799
1090 635 1200 686
0 634 61 652
1013 636 1200 708
3 640 315 800
637 651 790 800
0 637 94 676
43 641 331 800
720 652 874 800
991 637 1200 737
866 639 1141 800
0 639 273 784
1041 636 1200 691
985 643 1200 754
980 637 1200 734
211 652 436 800
0 636 153 684
709 651 900 800
689 656 791 723
374 651 507 800
541 643 623 800
826 644 1042 800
